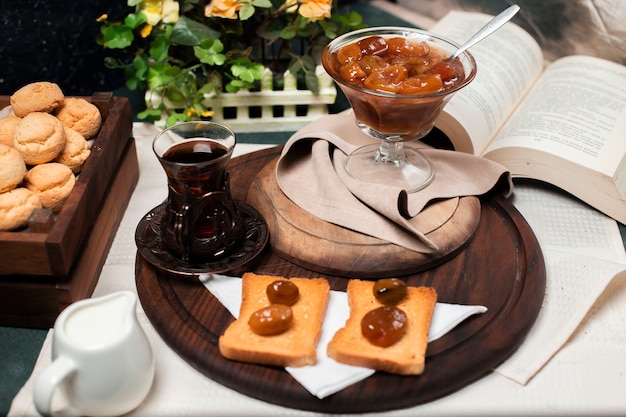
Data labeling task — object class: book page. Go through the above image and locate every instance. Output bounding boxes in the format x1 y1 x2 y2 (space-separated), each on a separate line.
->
485 55 626 177
430 11 544 154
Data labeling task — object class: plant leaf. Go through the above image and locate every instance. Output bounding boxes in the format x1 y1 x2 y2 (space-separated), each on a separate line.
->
280 25 297 40
102 24 134 49
165 86 186 103
252 0 272 8
149 35 170 61
194 39 227 66
300 54 316 70
124 12 147 29
288 59 302 74
137 107 164 122
305 70 319 94
166 112 188 126
171 16 220 46
318 19 337 39
239 4 255 20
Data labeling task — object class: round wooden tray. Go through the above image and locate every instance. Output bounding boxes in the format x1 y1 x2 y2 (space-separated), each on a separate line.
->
135 146 546 414
247 157 482 277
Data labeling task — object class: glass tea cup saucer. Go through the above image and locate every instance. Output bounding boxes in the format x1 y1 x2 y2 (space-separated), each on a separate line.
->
135 201 269 277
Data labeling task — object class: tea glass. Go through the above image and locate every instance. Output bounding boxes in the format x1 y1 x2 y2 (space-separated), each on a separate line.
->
322 27 477 192
153 122 243 263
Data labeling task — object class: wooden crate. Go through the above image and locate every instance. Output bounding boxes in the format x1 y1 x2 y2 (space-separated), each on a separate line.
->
0 93 139 328
0 93 132 276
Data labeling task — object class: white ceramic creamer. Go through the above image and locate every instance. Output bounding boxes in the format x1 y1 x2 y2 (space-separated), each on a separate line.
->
34 291 155 417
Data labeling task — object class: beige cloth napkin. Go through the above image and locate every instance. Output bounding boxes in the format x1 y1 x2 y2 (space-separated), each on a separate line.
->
276 110 513 253
201 273 487 399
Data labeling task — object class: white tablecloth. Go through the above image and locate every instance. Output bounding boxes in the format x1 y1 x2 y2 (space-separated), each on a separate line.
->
9 123 626 416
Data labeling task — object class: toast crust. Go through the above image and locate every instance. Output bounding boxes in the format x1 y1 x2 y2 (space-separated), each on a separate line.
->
327 279 437 375
218 272 330 367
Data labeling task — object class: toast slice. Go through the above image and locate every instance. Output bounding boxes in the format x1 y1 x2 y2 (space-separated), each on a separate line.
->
327 279 437 375
219 272 330 367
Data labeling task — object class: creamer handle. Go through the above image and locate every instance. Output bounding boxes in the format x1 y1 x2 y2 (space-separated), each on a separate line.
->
33 356 80 417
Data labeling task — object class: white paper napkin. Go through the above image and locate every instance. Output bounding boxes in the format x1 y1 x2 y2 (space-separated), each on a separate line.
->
200 274 487 399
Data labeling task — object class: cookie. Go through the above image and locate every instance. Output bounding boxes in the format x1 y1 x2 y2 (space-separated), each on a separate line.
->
23 163 75 212
0 188 42 231
55 126 91 173
13 112 66 165
54 97 102 139
10 81 64 117
0 115 21 147
0 144 27 193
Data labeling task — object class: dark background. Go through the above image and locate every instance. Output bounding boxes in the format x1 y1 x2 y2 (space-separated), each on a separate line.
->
0 0 128 96
0 0 368 97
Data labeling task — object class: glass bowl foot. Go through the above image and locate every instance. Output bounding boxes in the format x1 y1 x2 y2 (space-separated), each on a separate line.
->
345 142 435 192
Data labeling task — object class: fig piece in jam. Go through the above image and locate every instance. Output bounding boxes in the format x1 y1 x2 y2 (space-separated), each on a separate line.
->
373 278 407 305
361 305 408 347
248 304 293 336
266 280 300 306
330 35 465 96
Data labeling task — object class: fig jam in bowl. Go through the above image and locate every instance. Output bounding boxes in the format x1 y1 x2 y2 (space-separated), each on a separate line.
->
322 27 477 191
322 26 477 140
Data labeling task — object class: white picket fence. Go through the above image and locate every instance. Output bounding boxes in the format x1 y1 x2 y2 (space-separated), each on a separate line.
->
146 65 337 133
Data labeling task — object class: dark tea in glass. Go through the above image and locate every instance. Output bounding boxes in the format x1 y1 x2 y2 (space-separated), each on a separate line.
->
153 122 243 262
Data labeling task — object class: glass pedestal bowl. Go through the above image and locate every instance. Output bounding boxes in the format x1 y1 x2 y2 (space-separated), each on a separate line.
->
322 26 477 192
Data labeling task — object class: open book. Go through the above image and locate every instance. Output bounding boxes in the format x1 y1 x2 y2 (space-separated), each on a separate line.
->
429 11 626 225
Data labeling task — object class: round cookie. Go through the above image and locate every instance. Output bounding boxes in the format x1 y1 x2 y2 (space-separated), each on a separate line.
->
0 144 27 193
55 127 91 173
24 163 76 212
54 97 102 139
0 188 42 231
0 115 21 147
10 82 64 117
13 112 66 165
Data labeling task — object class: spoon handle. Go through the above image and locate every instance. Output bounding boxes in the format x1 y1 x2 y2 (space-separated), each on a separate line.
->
449 4 520 60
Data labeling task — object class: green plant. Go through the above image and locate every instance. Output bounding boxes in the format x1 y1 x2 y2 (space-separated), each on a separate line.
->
97 0 363 125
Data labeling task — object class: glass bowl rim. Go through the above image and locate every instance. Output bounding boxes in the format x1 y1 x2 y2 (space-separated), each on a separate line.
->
322 26 478 99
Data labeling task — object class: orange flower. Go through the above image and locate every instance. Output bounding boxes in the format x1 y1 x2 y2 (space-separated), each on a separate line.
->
298 0 331 21
140 24 153 38
205 0 243 19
